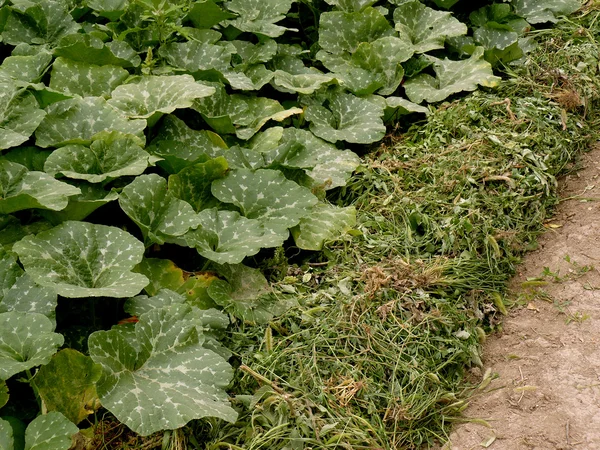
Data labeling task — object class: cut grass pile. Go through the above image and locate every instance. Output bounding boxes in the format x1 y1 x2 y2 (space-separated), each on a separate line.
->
90 7 600 450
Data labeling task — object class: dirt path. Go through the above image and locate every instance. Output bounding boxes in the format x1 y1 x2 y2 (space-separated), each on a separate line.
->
442 147 600 450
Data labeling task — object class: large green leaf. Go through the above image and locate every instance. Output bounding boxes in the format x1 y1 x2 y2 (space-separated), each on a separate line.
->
180 208 285 264
272 55 335 95
24 412 78 450
512 0 581 24
35 97 147 148
119 174 200 246
33 349 101 425
212 168 318 231
193 85 302 140
0 52 53 83
225 0 296 37
54 34 141 68
158 41 235 76
318 36 412 95
0 311 63 380
124 290 231 358
0 160 81 214
108 75 215 119
404 48 501 103
2 1 80 46
393 1 468 53
264 128 361 189
88 304 237 436
44 132 157 183
13 222 149 298
291 204 356 250
167 157 228 212
150 115 228 165
0 248 57 323
207 264 283 324
187 0 236 29
304 91 386 144
0 80 46 150
49 57 129 98
318 8 393 55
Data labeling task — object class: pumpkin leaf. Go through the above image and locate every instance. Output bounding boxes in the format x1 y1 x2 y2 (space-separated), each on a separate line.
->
304 90 386 144
33 349 101 425
88 304 237 436
291 204 356 250
119 174 201 246
13 221 149 298
404 47 501 103
44 132 157 183
212 168 318 231
0 311 63 380
35 97 146 148
0 160 81 214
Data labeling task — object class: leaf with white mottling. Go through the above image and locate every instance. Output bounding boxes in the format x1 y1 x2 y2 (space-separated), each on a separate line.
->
24 411 78 450
304 90 385 144
393 1 468 53
0 248 58 323
404 48 501 104
54 34 141 68
0 160 81 214
212 168 318 230
0 80 46 150
324 0 377 12
2 1 80 46
88 304 237 436
512 0 581 24
50 57 129 98
194 85 301 139
207 264 282 324
108 75 215 119
265 128 360 189
318 8 393 55
272 55 334 94
124 290 231 357
318 36 412 95
158 41 235 75
225 0 297 37
13 222 149 298
44 132 156 183
119 174 200 246
86 0 128 20
0 311 63 380
168 157 228 212
182 208 285 264
291 204 356 250
35 97 147 148
0 52 53 83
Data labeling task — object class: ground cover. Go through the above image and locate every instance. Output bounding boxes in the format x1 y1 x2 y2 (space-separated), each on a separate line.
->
0 0 596 449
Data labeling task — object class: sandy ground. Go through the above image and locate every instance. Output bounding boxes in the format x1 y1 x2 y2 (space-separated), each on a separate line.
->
442 146 600 450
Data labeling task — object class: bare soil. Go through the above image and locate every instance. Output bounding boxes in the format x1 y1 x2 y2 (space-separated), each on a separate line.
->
442 146 600 450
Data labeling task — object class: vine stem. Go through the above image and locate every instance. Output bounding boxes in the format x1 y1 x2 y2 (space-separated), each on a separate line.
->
25 369 44 412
